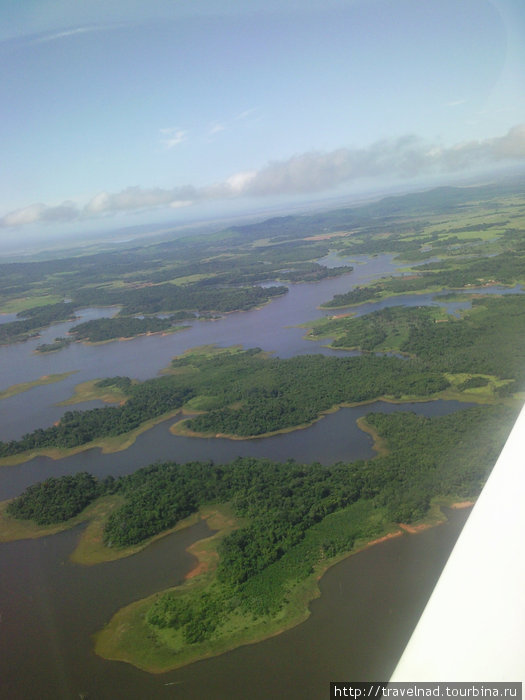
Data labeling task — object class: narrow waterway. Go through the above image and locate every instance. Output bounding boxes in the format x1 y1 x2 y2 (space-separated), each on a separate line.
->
0 399 473 501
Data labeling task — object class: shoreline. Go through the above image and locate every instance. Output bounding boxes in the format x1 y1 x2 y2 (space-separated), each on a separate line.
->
316 280 520 311
76 323 189 346
93 498 472 674
0 371 78 401
0 408 183 467
0 389 495 466
169 390 487 442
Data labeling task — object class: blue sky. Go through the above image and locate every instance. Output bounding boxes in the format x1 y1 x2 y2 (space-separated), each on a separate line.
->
1 0 525 242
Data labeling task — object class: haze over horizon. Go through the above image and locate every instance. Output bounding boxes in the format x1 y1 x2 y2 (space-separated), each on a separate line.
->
2 0 525 244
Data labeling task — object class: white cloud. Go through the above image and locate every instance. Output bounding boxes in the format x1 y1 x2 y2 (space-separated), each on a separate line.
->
235 108 258 121
169 200 194 209
3 124 525 229
2 203 46 226
1 201 78 226
225 170 257 193
30 26 97 44
159 127 187 149
206 109 259 138
209 123 226 135
241 125 525 197
84 186 198 214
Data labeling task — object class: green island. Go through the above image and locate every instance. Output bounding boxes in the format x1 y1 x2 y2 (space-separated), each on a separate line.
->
304 296 525 396
2 179 525 671
35 337 72 353
67 315 190 343
0 347 452 463
320 251 525 308
0 371 77 401
35 315 192 350
0 216 356 346
0 402 515 671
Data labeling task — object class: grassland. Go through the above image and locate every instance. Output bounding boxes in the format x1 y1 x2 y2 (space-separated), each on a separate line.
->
58 378 133 406
0 371 77 401
0 294 63 314
69 499 214 566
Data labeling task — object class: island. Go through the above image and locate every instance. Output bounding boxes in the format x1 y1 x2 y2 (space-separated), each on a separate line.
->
0 402 515 671
1 178 524 674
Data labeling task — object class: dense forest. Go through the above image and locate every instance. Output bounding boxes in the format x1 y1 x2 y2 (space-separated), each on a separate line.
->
0 379 193 457
7 472 104 524
6 402 515 644
308 295 525 388
68 315 186 342
322 251 525 308
0 348 449 458
0 302 77 344
176 350 448 437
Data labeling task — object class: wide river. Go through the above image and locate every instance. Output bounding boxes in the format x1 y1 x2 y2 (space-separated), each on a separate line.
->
0 252 500 698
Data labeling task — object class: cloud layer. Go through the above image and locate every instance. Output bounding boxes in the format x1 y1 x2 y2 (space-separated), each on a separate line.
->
3 124 525 228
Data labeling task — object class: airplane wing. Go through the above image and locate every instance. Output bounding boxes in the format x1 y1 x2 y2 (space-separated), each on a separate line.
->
391 402 525 681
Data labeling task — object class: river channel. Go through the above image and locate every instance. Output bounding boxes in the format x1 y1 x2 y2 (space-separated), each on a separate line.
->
0 253 492 698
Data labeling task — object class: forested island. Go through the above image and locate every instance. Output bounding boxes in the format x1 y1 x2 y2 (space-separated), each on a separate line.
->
0 348 449 461
68 315 190 343
1 178 525 673
1 401 515 671
2 283 523 462
321 251 525 308
305 295 525 391
0 220 353 346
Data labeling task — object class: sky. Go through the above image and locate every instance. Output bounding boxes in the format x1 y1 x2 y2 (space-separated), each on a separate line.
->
1 0 525 244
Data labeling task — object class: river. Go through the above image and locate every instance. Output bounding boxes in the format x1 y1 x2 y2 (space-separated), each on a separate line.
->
0 253 490 698
1 254 521 441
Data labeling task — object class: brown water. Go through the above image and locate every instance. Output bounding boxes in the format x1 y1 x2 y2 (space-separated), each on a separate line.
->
0 505 470 700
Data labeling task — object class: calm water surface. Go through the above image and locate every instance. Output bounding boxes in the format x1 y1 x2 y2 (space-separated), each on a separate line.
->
1 253 514 441
0 506 471 700
0 254 488 698
0 255 401 439
0 399 472 501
